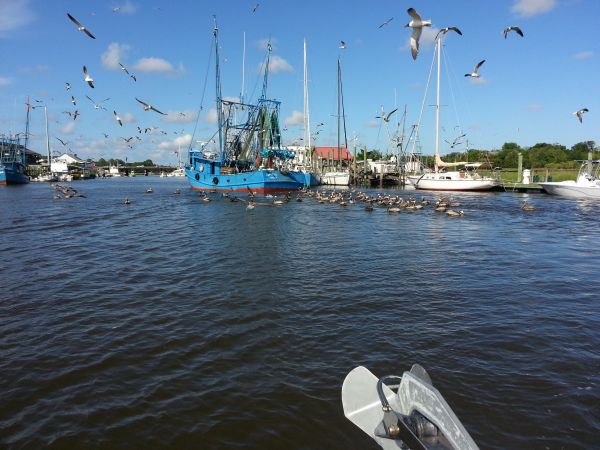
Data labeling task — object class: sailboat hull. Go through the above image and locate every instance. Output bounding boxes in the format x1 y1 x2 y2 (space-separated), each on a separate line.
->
186 167 303 194
407 173 500 191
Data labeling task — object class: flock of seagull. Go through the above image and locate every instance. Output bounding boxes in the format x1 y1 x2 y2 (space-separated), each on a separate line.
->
61 12 173 151
402 7 588 124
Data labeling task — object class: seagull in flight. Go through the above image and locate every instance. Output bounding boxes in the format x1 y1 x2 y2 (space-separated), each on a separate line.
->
573 108 589 123
130 74 137 82
252 3 259 12
406 7 431 60
119 62 130 75
135 98 167 115
436 26 462 40
56 137 68 146
65 82 71 91
86 95 109 110
378 17 393 28
465 60 486 78
67 13 96 39
71 95 76 106
339 40 346 49
83 66 94 88
114 110 123 126
66 110 80 121
376 108 398 123
503 26 524 39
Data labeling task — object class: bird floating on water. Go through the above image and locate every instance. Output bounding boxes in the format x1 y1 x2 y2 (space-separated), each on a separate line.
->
503 26 524 39
521 200 536 211
465 60 485 78
67 13 96 39
83 66 94 88
135 98 167 115
406 7 431 60
573 108 589 123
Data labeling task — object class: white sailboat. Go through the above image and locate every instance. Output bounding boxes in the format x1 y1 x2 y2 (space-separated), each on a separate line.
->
321 58 350 186
407 31 500 191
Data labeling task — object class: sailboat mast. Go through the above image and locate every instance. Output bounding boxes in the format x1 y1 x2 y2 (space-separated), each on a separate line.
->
44 106 50 168
435 35 441 172
213 17 224 160
24 96 30 151
303 39 311 164
337 58 341 165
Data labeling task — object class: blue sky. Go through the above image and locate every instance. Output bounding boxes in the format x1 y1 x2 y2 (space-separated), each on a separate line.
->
1 0 598 164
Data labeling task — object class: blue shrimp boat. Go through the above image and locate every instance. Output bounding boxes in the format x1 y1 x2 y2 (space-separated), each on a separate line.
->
185 19 303 194
1 104 30 185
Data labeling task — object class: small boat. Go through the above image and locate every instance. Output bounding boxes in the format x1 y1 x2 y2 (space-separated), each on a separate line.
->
185 18 303 194
1 112 30 185
539 159 600 199
342 365 479 450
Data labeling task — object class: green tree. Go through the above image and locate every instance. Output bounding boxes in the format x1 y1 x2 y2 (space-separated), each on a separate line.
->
569 141 596 160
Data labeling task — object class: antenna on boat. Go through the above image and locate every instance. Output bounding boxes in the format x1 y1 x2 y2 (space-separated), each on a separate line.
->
260 40 272 100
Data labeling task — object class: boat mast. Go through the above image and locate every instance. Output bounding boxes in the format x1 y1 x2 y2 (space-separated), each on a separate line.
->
24 96 30 151
240 31 246 105
261 42 272 100
303 39 312 167
44 105 50 169
213 16 224 161
434 34 441 173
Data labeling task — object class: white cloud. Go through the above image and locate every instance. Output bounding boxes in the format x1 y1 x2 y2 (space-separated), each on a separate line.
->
269 55 293 73
284 111 304 126
0 76 12 86
162 109 198 123
59 121 76 134
0 0 35 36
122 112 136 124
112 1 137 14
527 103 543 111
573 50 594 61
133 57 184 74
158 134 192 150
101 42 131 70
511 0 556 17
204 108 217 124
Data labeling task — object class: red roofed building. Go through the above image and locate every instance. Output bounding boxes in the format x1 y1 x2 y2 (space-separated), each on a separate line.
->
313 146 353 163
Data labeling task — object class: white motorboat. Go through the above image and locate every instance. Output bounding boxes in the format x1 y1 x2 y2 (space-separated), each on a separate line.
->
167 167 185 177
342 365 479 450
321 170 350 186
539 160 600 199
408 30 500 192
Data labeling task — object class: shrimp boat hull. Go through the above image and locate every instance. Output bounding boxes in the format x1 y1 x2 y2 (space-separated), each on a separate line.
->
407 173 500 191
0 163 29 185
186 157 302 194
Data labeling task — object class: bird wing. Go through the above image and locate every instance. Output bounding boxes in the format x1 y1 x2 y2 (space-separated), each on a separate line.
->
407 8 421 21
449 26 462 35
503 27 509 39
410 28 422 60
135 98 149 107
474 60 486 72
67 13 83 28
86 95 95 103
83 28 96 39
513 26 524 37
151 106 167 115
386 108 398 120
101 98 110 103
83 66 89 76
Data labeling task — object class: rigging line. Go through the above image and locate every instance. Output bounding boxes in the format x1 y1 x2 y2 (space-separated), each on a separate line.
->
441 44 462 137
411 40 436 154
189 36 215 152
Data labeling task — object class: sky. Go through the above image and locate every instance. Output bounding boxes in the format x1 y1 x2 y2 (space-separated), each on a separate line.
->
1 0 599 165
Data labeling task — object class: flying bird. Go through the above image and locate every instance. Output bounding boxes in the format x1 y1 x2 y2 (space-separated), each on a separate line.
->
67 13 96 39
376 108 398 123
339 40 346 49
130 74 137 82
122 136 133 143
119 62 129 75
114 110 123 126
135 98 167 115
65 82 71 91
103 133 109 138
406 7 431 60
503 26 524 39
68 110 80 121
86 95 109 110
465 60 486 78
83 66 94 88
436 26 462 40
252 3 259 12
71 95 76 106
378 17 393 28
573 108 589 123
56 137 68 146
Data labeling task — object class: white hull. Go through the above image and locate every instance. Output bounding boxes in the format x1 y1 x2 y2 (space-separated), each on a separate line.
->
540 181 600 199
321 171 349 186
407 172 500 191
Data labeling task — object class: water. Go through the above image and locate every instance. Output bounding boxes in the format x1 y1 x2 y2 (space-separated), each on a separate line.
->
1 178 599 449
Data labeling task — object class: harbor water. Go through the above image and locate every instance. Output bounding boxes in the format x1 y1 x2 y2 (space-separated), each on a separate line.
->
1 178 598 449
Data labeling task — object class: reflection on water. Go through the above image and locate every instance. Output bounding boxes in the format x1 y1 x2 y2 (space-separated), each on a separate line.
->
0 178 599 449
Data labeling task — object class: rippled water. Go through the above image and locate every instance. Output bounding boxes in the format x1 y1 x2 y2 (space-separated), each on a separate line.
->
1 178 599 449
